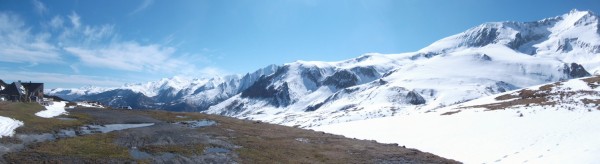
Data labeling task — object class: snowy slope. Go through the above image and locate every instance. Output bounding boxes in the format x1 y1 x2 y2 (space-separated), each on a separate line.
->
205 53 406 121
419 9 600 73
207 44 589 127
314 76 600 163
199 9 600 127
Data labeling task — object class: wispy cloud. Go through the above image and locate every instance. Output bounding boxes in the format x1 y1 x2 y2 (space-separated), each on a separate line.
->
32 0 48 15
67 11 80 29
64 42 178 72
0 8 224 88
0 70 126 87
49 15 64 29
0 13 62 64
129 0 154 15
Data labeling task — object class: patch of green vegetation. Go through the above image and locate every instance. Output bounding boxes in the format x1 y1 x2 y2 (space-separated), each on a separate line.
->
0 102 92 134
30 133 130 159
139 144 205 155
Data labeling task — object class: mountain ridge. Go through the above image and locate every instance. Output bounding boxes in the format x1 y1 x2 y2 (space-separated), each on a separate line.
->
49 9 599 127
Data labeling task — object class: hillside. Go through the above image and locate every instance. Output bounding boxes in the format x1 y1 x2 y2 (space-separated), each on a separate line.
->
0 102 457 163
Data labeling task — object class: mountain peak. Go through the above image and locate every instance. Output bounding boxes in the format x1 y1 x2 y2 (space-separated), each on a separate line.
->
560 9 598 26
418 9 599 55
567 9 594 16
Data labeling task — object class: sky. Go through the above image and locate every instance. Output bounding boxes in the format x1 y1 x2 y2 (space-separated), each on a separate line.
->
0 0 599 89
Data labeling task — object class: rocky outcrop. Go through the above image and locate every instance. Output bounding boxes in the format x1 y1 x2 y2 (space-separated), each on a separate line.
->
565 63 591 78
322 70 358 89
405 91 426 105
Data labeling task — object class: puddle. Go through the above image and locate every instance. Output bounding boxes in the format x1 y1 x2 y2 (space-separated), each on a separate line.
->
130 148 153 160
17 133 55 143
79 123 155 134
56 129 77 138
175 115 187 118
56 117 77 121
205 147 230 153
173 120 216 128
54 123 155 138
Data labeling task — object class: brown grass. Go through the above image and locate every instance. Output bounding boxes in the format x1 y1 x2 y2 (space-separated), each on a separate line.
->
139 144 205 155
582 76 600 88
139 110 209 122
0 102 92 134
27 133 130 159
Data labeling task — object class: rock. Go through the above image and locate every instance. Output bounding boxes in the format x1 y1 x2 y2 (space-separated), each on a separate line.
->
406 91 426 105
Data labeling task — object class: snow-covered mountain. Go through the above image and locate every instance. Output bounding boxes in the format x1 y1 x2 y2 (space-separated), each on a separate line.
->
204 9 599 127
314 75 600 163
419 9 600 72
48 65 279 111
51 9 600 127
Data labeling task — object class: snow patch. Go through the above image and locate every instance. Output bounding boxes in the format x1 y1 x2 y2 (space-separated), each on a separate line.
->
0 116 23 137
35 101 68 118
558 79 591 91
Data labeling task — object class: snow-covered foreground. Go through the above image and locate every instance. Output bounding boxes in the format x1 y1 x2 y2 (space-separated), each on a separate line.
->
0 116 23 137
313 109 600 163
35 101 68 118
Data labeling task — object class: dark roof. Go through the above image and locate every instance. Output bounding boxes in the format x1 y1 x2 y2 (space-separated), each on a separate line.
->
21 83 43 92
0 82 44 96
0 83 20 96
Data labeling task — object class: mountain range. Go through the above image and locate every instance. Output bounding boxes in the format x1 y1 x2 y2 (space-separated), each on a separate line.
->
49 9 600 127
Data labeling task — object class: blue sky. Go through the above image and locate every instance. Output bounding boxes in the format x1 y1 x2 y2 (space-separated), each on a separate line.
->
0 0 599 88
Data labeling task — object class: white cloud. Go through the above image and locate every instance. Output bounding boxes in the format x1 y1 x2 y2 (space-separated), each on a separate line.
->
0 10 227 88
64 42 199 73
129 0 154 15
49 15 64 29
57 13 116 47
32 0 48 15
0 13 62 64
68 11 81 29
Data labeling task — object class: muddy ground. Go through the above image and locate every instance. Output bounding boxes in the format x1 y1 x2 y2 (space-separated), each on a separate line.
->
2 107 459 163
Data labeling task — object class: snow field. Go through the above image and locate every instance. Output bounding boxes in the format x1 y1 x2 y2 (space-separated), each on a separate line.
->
314 109 600 163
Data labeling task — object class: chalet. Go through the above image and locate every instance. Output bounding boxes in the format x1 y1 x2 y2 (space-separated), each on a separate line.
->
0 80 44 102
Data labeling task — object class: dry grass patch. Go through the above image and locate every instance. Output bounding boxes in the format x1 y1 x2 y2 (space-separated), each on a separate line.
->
441 110 461 115
139 144 205 155
27 133 129 160
582 76 600 88
140 110 209 122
